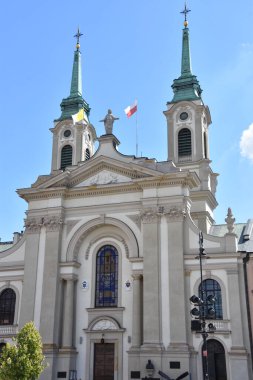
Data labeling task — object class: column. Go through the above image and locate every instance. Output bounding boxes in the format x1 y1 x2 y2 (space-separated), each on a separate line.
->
62 278 75 348
131 273 143 348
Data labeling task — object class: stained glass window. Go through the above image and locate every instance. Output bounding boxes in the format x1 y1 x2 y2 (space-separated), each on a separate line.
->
95 245 118 307
199 279 223 319
0 288 16 325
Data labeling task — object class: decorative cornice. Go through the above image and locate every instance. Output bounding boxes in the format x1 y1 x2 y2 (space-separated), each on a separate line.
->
18 165 199 202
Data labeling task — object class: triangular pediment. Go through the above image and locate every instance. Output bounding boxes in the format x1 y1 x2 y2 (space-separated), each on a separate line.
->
75 169 132 187
28 153 182 192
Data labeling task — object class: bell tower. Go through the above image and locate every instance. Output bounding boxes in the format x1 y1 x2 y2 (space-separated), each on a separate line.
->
164 6 218 232
50 29 96 173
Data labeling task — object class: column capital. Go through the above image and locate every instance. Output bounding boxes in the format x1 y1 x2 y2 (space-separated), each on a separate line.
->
164 203 188 222
140 208 159 224
132 273 143 281
60 274 78 282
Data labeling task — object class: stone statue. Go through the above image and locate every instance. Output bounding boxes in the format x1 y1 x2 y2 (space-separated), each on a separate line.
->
100 109 119 134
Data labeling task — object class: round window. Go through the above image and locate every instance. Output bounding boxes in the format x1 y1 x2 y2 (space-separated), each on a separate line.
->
180 112 188 121
64 129 71 138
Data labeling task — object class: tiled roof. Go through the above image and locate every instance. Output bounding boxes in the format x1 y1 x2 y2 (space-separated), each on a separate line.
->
210 219 253 252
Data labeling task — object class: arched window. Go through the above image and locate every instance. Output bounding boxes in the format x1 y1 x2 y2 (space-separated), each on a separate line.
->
199 279 223 319
202 339 227 380
85 148 90 160
0 288 16 325
95 245 118 307
178 128 192 159
60 145 73 170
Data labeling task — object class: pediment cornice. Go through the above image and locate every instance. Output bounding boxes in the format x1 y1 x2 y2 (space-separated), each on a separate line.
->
17 171 199 202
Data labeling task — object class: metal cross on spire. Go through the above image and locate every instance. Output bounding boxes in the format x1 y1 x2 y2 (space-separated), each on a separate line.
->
180 2 191 22
74 28 83 50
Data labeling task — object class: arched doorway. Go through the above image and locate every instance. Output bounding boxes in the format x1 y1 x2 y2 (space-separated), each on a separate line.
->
203 339 227 380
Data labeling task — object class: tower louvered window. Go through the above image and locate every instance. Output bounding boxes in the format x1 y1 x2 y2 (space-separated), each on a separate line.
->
60 145 73 170
0 288 16 325
85 148 90 160
178 128 192 160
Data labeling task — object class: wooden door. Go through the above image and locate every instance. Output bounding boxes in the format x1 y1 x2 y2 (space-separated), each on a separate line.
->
94 343 114 380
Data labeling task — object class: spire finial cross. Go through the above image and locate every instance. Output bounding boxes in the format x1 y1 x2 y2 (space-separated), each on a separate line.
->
74 28 83 50
180 2 191 22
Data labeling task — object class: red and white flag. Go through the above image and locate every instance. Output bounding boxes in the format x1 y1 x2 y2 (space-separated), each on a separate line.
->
124 100 137 118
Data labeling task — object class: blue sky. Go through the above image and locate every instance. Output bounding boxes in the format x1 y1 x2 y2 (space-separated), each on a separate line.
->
1 0 253 241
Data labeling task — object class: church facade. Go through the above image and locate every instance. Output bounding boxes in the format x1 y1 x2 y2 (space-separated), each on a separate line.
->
0 15 253 380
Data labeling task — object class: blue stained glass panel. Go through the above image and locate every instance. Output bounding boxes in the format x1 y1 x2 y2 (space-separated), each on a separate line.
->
95 245 118 307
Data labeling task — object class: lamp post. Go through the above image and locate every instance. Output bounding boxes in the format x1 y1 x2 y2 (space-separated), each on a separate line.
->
190 232 216 380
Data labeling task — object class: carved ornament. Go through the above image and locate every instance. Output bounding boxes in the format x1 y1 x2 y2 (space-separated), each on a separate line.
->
24 215 63 233
92 319 118 331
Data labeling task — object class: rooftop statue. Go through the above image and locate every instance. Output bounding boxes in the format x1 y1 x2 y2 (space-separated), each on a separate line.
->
100 109 119 134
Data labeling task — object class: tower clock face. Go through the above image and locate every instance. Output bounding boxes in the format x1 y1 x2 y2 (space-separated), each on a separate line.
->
64 129 71 138
180 112 188 121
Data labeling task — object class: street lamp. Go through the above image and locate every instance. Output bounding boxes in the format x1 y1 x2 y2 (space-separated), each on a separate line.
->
190 231 216 380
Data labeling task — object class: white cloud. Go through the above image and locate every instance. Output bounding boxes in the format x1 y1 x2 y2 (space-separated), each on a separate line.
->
240 123 253 163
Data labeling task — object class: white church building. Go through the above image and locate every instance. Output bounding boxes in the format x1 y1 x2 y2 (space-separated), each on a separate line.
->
0 13 252 380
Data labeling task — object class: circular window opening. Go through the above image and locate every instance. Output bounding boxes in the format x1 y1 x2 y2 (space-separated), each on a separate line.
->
64 130 71 138
180 112 188 121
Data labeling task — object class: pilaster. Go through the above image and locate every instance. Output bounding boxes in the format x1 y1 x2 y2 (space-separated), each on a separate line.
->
131 273 143 348
19 217 41 327
39 215 63 346
227 268 246 349
165 204 188 347
62 276 76 348
140 208 162 349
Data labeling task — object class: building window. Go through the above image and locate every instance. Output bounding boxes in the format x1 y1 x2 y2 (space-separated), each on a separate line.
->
60 145 73 170
0 288 16 325
95 245 118 307
85 148 90 160
199 279 223 319
178 128 192 158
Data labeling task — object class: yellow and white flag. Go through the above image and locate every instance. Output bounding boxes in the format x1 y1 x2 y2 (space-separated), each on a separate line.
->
72 109 88 123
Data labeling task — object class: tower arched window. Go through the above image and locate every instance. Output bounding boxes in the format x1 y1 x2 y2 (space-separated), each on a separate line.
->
204 132 208 159
95 245 118 307
0 288 16 325
60 145 73 170
199 279 223 319
85 148 90 160
178 128 192 160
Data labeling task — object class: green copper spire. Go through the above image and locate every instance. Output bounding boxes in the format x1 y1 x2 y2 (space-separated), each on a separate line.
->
170 5 202 103
57 28 90 121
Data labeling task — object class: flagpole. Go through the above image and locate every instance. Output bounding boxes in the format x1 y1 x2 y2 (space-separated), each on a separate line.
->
135 109 138 157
